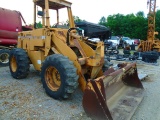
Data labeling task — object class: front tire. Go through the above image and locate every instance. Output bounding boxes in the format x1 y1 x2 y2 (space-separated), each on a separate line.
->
9 48 30 79
41 54 79 100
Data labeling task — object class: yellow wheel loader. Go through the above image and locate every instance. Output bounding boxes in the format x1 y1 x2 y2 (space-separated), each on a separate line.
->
9 0 144 119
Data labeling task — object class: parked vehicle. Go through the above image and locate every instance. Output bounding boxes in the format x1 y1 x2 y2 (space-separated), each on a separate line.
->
0 7 31 66
122 37 134 45
132 38 140 45
88 38 100 42
104 39 119 55
107 36 120 48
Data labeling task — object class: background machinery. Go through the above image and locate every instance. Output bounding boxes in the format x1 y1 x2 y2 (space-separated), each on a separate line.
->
0 7 31 66
9 0 144 119
138 0 160 52
75 21 111 41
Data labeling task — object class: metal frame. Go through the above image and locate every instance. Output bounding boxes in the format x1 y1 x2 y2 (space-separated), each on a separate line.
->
138 0 160 52
33 0 74 28
147 0 156 41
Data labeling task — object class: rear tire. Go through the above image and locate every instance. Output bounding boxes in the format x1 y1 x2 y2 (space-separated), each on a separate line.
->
0 49 10 67
9 48 30 79
41 54 79 100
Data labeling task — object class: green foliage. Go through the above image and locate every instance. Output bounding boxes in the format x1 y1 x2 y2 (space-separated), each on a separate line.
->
136 11 145 17
36 21 43 28
99 10 160 40
99 16 107 26
73 16 83 22
65 15 85 25
106 14 125 36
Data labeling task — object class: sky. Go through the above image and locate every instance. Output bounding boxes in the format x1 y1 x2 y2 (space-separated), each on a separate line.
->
0 0 160 25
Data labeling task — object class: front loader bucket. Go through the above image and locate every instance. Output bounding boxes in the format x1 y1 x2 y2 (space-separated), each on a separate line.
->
83 62 144 120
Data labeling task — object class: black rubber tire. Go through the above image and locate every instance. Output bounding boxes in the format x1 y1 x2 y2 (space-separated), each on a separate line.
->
129 55 137 61
123 50 130 55
41 54 79 100
113 49 119 54
0 49 10 67
104 56 110 62
133 51 139 58
142 51 159 63
9 48 30 79
116 54 124 60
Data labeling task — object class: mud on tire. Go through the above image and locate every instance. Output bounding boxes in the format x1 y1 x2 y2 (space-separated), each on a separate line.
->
9 48 30 79
41 54 79 100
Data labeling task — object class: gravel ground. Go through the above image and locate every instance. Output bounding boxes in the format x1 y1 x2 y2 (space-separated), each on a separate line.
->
0 65 91 120
131 60 160 120
0 57 160 120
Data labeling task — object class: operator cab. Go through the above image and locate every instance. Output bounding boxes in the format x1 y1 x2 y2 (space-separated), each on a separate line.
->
33 0 74 29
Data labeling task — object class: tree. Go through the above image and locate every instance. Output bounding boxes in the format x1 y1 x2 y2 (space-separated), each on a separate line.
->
136 11 145 17
73 16 83 22
36 21 43 28
98 11 148 40
106 13 125 36
99 16 107 26
65 15 85 25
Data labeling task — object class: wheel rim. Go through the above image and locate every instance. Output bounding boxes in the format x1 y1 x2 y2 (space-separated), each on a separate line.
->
0 53 9 63
45 66 61 91
10 56 17 72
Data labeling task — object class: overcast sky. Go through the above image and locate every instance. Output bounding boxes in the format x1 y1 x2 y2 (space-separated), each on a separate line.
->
0 0 160 25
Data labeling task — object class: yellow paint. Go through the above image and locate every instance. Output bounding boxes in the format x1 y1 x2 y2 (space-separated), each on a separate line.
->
17 0 105 91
